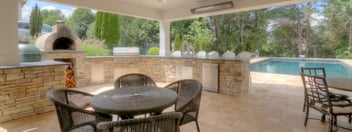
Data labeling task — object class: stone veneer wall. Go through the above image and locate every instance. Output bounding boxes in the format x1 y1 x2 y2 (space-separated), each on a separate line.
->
0 63 67 123
83 56 250 96
42 51 86 87
84 57 114 85
0 56 248 123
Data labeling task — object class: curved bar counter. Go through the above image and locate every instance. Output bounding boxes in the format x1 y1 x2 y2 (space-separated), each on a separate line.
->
85 56 250 96
0 55 249 122
0 61 68 122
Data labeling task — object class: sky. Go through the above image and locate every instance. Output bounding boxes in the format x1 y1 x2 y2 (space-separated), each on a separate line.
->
21 0 76 22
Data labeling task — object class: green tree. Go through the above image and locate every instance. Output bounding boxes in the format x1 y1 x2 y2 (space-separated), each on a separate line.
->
99 12 108 40
170 19 193 41
148 47 160 55
86 22 95 39
173 33 182 51
82 39 111 56
336 47 352 58
323 0 352 58
208 15 237 52
270 5 306 57
67 8 95 38
94 12 103 39
94 12 120 50
207 10 268 54
302 3 314 57
119 15 159 54
184 18 215 52
326 0 352 47
168 1 352 58
100 12 120 49
29 4 42 37
41 9 66 26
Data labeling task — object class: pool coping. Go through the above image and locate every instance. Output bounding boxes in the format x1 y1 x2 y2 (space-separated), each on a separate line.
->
251 57 352 65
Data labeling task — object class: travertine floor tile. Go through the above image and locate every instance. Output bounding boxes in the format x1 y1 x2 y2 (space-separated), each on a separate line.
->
1 72 352 132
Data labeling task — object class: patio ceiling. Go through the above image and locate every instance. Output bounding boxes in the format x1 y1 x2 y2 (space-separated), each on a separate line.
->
42 0 315 21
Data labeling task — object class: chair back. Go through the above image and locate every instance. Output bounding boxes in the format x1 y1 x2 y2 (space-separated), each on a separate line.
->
301 67 326 77
97 112 182 132
114 73 156 89
164 79 202 123
300 73 333 113
47 88 112 132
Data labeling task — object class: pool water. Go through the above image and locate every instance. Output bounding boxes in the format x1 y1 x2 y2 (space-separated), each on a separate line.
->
250 58 352 78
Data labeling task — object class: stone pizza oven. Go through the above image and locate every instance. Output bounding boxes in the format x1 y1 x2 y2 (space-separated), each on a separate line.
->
35 21 86 87
36 21 82 51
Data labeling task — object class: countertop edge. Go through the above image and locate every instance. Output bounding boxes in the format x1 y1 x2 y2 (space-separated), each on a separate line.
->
0 60 69 69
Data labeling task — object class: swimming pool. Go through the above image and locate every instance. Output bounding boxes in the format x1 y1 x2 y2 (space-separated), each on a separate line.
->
250 58 352 78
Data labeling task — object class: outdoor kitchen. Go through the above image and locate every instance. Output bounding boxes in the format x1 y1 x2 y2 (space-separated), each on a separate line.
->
0 21 250 123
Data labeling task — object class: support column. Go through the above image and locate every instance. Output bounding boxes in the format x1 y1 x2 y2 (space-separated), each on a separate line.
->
159 20 170 56
0 1 20 66
18 2 22 21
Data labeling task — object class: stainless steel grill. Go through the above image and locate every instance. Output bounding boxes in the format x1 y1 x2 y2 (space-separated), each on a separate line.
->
113 47 140 56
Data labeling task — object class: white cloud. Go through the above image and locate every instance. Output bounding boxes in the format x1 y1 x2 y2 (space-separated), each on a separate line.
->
41 5 73 17
311 13 326 26
20 0 77 22
61 9 73 17
20 5 32 22
41 6 57 11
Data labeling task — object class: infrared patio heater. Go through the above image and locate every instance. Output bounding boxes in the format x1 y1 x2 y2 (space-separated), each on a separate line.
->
191 1 234 14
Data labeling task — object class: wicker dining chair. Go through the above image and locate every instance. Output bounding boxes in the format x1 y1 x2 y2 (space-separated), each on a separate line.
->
301 68 350 112
97 112 182 132
47 88 112 132
164 79 203 132
301 74 352 131
114 73 157 89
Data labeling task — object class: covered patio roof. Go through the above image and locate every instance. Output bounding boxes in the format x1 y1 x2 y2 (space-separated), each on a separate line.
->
0 0 315 66
42 0 315 21
41 0 316 58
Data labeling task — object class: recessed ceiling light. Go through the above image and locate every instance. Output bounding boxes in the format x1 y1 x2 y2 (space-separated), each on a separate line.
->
159 0 168 2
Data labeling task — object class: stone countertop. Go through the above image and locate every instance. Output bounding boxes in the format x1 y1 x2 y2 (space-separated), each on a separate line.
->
0 60 69 69
86 55 245 61
41 50 86 53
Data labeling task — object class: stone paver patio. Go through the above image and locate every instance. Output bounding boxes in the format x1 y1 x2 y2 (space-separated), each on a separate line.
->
1 72 352 132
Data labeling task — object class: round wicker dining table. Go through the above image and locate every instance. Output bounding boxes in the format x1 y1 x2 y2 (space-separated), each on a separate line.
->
90 86 177 116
